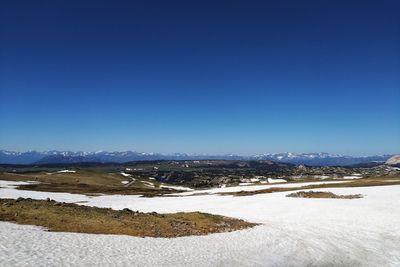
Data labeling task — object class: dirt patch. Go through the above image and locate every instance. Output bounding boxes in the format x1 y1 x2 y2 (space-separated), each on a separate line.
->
0 198 256 237
286 191 363 199
14 183 182 197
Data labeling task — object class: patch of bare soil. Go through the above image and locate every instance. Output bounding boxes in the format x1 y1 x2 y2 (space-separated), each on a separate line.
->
14 183 182 197
286 191 363 199
0 198 256 237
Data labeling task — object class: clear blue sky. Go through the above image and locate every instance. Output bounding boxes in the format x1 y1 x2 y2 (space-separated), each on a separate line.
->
0 0 399 155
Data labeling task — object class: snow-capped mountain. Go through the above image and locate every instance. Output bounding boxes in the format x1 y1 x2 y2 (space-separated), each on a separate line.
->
248 152 392 166
386 155 400 166
0 150 395 166
0 150 47 164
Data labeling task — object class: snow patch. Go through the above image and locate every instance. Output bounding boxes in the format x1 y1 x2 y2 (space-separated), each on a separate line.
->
343 175 363 179
142 181 155 188
0 180 36 189
160 185 194 191
120 172 132 177
267 178 287 183
56 170 76 173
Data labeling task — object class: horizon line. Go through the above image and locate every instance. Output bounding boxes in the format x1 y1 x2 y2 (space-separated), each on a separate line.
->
0 149 397 157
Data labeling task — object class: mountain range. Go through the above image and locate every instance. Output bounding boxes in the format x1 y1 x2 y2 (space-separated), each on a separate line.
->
0 150 396 166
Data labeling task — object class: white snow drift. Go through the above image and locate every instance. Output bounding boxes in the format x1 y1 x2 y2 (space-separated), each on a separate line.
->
56 170 76 173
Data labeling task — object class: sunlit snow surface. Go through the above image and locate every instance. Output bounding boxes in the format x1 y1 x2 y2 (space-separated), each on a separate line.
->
0 180 400 266
56 170 76 173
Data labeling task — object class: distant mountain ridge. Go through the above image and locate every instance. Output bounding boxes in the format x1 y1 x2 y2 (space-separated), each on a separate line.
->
386 155 400 166
0 150 395 166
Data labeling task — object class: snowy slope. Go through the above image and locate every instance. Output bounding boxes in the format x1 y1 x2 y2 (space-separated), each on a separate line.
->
386 155 400 165
0 180 400 266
